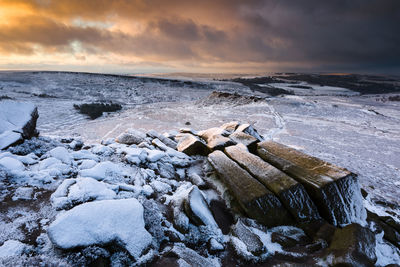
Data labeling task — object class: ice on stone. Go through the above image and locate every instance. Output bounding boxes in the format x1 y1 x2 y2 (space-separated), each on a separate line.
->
48 198 152 260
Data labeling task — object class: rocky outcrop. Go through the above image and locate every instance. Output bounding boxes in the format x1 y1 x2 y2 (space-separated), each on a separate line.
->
225 144 320 223
257 140 365 226
0 101 38 150
208 150 293 226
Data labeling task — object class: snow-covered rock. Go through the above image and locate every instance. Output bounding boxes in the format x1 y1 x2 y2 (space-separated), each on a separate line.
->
116 129 146 145
51 177 117 209
184 186 218 228
0 101 38 150
79 161 127 181
48 147 72 165
0 240 31 258
12 187 34 201
0 157 25 172
145 149 167 162
48 198 152 260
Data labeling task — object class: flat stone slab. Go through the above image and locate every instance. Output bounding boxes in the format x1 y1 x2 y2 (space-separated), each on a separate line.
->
228 131 258 153
199 127 236 151
177 134 210 156
208 150 292 226
235 124 264 142
225 145 320 222
257 141 365 226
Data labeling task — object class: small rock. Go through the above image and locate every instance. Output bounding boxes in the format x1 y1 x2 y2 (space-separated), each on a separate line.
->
177 134 210 156
221 121 240 133
327 223 377 266
231 219 265 256
12 187 34 201
115 129 146 145
208 238 224 252
184 186 218 228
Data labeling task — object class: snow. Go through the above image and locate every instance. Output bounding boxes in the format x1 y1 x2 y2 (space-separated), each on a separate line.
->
0 240 30 258
48 147 72 165
375 231 400 266
51 177 117 210
251 227 283 255
71 150 99 161
47 198 152 260
0 157 25 172
79 161 127 181
78 159 97 170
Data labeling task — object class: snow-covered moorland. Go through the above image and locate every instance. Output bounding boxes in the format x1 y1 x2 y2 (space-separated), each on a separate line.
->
0 71 400 266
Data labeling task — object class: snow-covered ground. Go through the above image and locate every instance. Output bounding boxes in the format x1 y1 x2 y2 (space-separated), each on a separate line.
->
0 71 400 265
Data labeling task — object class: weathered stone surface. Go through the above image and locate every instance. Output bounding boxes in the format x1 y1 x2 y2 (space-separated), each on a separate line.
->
115 129 146 145
228 131 258 153
221 121 240 133
231 219 265 256
225 145 320 223
235 123 264 142
177 134 210 156
328 223 377 267
257 141 365 226
147 129 177 149
164 244 219 267
208 150 293 226
199 127 236 151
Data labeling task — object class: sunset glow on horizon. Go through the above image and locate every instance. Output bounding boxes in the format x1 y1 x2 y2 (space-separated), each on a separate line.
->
0 0 399 74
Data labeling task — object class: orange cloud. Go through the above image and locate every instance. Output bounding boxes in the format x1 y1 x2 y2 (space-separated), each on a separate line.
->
0 0 399 73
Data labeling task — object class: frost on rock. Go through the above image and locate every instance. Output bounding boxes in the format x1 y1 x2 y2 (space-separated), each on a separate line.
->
48 198 152 260
12 187 34 201
0 240 31 258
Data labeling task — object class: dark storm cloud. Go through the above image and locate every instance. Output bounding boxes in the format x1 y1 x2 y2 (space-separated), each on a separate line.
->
1 0 399 72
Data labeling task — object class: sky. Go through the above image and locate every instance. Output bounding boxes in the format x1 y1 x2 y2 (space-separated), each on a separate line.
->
0 0 399 74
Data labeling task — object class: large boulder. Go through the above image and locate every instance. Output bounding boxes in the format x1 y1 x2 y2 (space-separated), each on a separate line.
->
208 150 292 226
327 223 377 266
0 101 38 149
225 145 320 223
48 198 152 260
257 141 365 226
